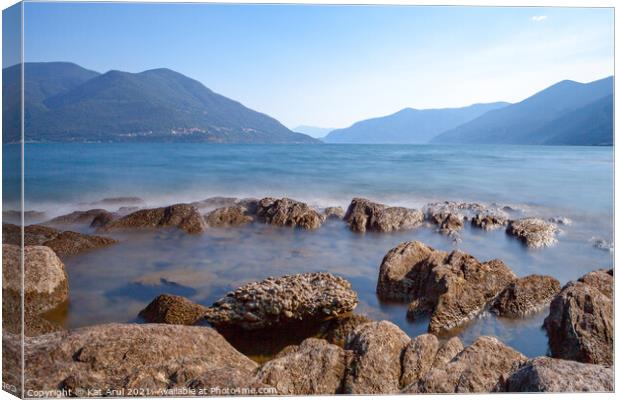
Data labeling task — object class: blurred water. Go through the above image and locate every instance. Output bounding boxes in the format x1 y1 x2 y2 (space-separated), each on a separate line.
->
5 143 613 358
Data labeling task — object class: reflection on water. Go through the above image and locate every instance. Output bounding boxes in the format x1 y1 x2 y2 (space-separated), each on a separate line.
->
52 215 612 359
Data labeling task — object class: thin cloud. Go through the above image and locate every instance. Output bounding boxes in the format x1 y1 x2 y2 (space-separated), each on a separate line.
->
531 15 548 22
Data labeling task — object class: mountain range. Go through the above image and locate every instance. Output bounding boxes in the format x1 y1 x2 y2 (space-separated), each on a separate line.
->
323 102 509 144
3 62 318 143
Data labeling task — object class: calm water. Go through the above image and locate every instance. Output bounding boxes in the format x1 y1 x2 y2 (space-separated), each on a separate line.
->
4 143 614 358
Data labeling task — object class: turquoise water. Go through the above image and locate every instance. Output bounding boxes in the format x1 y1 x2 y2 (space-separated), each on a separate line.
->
3 143 614 358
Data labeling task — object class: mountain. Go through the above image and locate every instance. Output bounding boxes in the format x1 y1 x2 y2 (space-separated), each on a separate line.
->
293 125 337 139
323 102 509 144
431 76 613 145
3 62 318 144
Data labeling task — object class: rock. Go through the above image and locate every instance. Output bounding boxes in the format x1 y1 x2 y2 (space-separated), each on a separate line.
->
498 356 613 392
405 336 527 393
256 338 349 394
471 213 508 230
3 244 68 315
138 294 208 325
21 323 258 395
91 196 146 206
3 210 46 224
490 275 561 318
204 272 357 330
427 206 465 235
506 218 558 248
236 198 260 214
318 314 373 347
343 321 410 394
344 198 424 233
432 337 464 368
45 209 116 227
548 216 572 226
377 241 516 333
3 310 63 337
543 269 613 366
400 334 439 387
591 237 614 252
324 206 345 220
190 196 239 210
3 224 118 258
101 203 207 234
205 206 254 227
256 197 324 230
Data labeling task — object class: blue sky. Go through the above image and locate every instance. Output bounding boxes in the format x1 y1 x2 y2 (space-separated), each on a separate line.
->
19 3 615 129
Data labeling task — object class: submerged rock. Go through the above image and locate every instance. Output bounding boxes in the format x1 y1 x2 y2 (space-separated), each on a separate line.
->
256 338 349 394
405 336 527 393
3 244 68 315
256 197 324 230
139 294 208 325
204 272 357 330
343 198 424 233
471 213 508 230
45 209 116 228
543 269 613 366
20 323 258 395
591 237 614 252
506 218 558 248
498 356 613 392
190 196 239 210
323 206 345 220
490 275 560 318
3 223 117 258
343 321 410 394
377 241 516 333
101 203 207 234
205 206 254 227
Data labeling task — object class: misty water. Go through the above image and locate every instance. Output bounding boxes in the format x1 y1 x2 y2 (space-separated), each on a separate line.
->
5 143 613 359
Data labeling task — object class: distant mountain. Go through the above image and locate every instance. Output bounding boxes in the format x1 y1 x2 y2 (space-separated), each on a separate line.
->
431 76 613 145
3 62 318 144
293 125 337 139
323 103 509 144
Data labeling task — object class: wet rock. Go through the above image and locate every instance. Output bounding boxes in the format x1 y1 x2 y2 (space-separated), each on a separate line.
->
256 338 349 394
3 224 118 258
344 198 424 233
3 311 63 337
139 294 208 325
318 314 373 347
190 196 239 210
591 237 613 252
548 216 572 226
256 197 324 230
343 321 410 394
506 218 558 248
205 206 254 227
471 213 508 230
405 336 527 393
45 209 116 227
3 210 46 225
324 206 345 220
498 356 613 392
543 269 613 366
204 272 357 330
490 275 561 318
3 244 68 315
101 203 207 234
21 323 258 395
377 241 516 333
236 198 260 214
400 334 439 387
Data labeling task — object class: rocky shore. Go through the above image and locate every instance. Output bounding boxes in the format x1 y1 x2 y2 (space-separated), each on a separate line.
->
2 195 614 395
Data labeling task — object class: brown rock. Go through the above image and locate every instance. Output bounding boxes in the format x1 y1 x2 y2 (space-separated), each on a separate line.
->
101 203 207 234
406 336 527 393
490 275 561 318
343 321 410 394
204 272 358 330
3 210 46 225
506 218 558 248
21 323 258 395
318 314 373 347
90 197 145 206
205 206 254 227
428 210 464 235
256 338 349 394
323 206 345 220
400 334 439 387
498 356 613 392
138 294 208 325
3 244 68 315
432 336 464 368
377 241 516 333
543 269 613 366
577 268 613 298
256 197 324 230
190 196 239 210
471 213 508 230
45 209 116 227
344 198 423 233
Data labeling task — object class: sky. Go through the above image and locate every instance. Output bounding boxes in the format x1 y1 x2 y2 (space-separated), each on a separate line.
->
15 2 615 129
